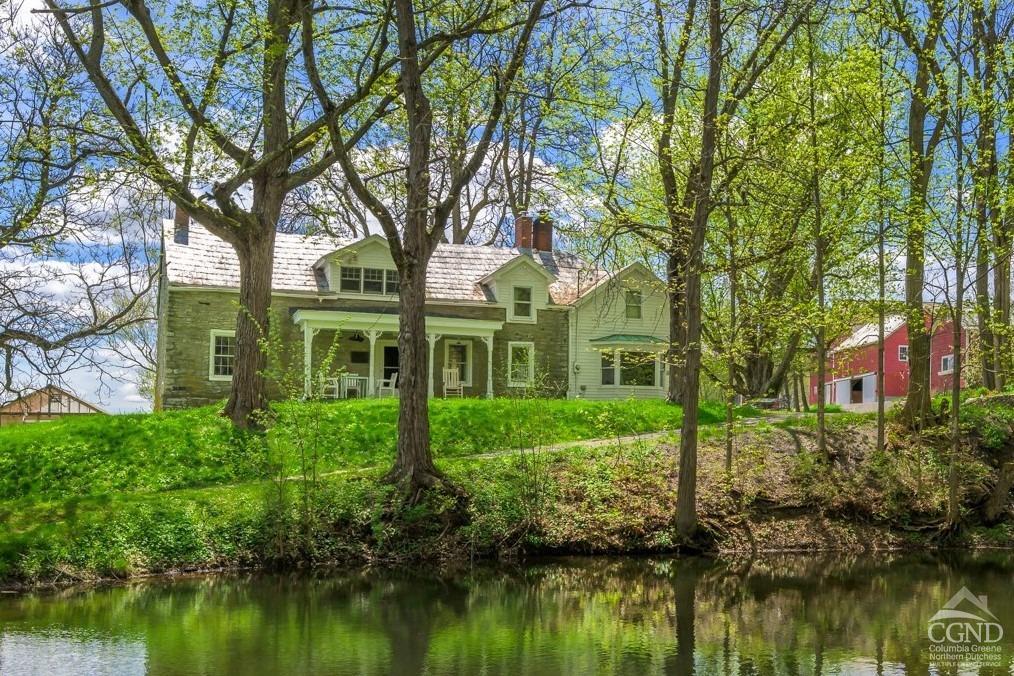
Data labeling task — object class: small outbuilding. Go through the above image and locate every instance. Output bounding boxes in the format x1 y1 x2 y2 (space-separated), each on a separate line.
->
0 384 104 426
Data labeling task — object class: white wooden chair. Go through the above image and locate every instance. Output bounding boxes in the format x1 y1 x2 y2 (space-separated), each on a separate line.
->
377 372 398 397
340 373 364 399
443 368 464 397
320 376 341 400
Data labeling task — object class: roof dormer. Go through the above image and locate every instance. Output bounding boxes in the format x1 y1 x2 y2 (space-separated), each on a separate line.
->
313 235 400 297
479 254 556 322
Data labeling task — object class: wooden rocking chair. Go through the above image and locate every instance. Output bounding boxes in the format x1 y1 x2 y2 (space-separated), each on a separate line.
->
443 368 464 397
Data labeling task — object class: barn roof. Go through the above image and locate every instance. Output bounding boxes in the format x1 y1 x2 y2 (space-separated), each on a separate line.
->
830 314 906 353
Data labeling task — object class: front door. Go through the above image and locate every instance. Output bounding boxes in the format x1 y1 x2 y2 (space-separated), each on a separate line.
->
383 346 400 384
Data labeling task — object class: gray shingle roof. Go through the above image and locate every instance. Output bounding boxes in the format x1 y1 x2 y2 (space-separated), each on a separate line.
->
164 222 610 305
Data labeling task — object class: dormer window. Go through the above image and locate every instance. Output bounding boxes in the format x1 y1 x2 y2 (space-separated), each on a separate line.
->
338 265 399 295
363 268 384 293
385 269 400 294
340 266 362 292
513 286 533 319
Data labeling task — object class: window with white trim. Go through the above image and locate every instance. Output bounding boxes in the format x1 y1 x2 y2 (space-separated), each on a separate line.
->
512 286 533 320
599 349 658 387
338 266 399 295
600 350 615 385
508 341 535 387
620 350 656 385
445 340 472 386
209 330 236 380
339 266 362 292
625 289 642 319
940 354 954 374
385 269 400 294
363 267 384 293
898 345 908 362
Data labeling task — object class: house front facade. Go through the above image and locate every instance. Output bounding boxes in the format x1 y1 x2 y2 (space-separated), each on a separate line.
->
809 313 969 407
156 213 672 408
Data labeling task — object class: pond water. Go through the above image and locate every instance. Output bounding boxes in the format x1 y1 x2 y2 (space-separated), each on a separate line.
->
0 553 1011 675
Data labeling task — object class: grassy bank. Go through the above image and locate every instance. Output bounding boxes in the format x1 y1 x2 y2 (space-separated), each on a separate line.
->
0 398 725 505
2 398 1011 586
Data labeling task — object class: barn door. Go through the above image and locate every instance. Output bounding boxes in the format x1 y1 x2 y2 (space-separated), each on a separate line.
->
862 374 876 404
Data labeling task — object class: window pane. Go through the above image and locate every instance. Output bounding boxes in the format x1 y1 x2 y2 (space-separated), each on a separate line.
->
620 350 655 386
213 335 236 377
340 266 362 292
513 287 532 318
625 290 642 319
385 269 400 294
448 343 468 381
601 351 615 385
510 345 532 382
363 268 384 293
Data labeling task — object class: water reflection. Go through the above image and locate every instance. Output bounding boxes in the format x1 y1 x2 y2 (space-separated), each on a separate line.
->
0 553 1011 675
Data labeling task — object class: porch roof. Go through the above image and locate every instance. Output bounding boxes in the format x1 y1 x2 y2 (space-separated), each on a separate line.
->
589 334 667 347
292 309 504 338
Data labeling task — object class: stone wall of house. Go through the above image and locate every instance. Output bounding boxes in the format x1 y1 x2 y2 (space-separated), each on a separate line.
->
491 307 570 397
160 287 572 407
159 289 307 408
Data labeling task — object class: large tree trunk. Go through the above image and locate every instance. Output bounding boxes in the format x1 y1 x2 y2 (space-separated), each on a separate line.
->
977 240 996 389
997 217 1012 386
224 228 276 428
667 250 687 403
975 96 997 390
809 16 827 461
896 12 943 429
675 0 721 541
948 10 966 528
902 215 931 427
386 260 442 489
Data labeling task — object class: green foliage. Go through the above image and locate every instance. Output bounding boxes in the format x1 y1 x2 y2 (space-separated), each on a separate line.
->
958 399 1014 452
0 398 713 503
0 408 265 503
2 413 1010 584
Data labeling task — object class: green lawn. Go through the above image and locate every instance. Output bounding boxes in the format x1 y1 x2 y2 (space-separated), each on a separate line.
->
0 398 724 505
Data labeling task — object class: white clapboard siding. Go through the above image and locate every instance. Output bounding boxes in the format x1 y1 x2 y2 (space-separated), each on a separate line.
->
489 263 550 319
569 269 670 400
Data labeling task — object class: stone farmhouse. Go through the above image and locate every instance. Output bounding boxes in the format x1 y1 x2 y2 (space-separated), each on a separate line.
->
155 213 672 407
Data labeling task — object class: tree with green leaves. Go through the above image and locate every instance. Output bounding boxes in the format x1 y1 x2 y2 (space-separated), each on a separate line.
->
882 0 949 429
305 0 554 493
43 0 446 428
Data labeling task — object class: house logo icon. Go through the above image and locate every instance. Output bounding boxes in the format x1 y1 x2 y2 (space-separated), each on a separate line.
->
927 587 1004 645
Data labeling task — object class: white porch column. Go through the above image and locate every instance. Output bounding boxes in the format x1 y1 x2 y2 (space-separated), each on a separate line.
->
427 333 440 398
482 335 494 398
367 330 380 397
302 322 314 397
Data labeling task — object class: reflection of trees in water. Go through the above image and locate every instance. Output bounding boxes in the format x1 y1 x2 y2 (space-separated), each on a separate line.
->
0 553 1011 674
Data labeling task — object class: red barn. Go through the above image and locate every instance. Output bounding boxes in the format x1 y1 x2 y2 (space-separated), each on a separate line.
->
809 313 969 408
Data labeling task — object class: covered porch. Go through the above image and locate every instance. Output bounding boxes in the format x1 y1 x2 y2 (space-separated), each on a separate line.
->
292 309 503 399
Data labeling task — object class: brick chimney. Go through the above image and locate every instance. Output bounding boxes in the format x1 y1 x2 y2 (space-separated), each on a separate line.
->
533 210 554 251
515 212 533 249
173 205 190 245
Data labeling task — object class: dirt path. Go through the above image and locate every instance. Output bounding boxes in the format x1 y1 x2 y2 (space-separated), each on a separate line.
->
287 415 778 482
